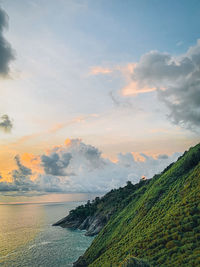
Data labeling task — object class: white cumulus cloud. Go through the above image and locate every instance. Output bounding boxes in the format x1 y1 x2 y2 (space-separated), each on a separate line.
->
0 139 181 193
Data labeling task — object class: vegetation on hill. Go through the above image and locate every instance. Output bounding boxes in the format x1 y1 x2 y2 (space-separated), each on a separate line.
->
53 179 150 236
72 143 200 266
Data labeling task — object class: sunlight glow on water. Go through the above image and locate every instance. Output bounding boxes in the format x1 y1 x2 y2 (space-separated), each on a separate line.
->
0 193 98 267
0 204 44 259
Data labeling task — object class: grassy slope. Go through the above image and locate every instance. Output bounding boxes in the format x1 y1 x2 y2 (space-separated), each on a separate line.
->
79 143 200 267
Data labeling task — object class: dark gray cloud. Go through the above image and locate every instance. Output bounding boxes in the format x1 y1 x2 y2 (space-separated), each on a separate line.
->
41 152 72 176
0 114 13 132
0 7 14 134
11 155 34 190
0 181 16 191
133 51 194 86
0 155 36 191
83 145 101 160
131 40 200 130
82 144 103 169
157 72 200 129
14 155 32 176
0 7 14 76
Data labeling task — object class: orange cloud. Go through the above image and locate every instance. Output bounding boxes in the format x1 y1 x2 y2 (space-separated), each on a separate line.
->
122 81 156 96
89 63 156 96
48 123 66 134
118 63 136 77
65 138 72 146
89 66 112 75
21 153 41 165
131 152 145 162
21 153 43 178
48 116 90 134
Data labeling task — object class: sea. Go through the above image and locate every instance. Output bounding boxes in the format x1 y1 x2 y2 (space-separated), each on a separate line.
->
0 192 100 267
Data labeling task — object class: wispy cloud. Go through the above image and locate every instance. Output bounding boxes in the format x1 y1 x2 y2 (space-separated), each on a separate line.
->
109 91 133 108
89 63 156 96
6 115 96 148
89 66 113 75
122 81 156 96
48 116 86 134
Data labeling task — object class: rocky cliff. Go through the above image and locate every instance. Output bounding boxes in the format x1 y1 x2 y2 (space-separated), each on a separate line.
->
53 208 112 236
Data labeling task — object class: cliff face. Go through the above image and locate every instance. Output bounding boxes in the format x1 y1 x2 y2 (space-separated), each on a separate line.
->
53 209 112 236
71 143 200 267
78 213 111 236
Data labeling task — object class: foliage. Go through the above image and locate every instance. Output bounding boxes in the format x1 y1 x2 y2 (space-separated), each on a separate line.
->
69 180 150 223
75 143 200 267
120 256 150 267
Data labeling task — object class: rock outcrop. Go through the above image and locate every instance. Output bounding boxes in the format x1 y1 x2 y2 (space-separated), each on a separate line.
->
53 209 113 236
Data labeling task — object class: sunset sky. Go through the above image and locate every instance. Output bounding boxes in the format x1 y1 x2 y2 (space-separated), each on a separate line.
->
0 0 199 192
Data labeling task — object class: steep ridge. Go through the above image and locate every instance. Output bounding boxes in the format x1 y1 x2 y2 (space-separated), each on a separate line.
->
53 179 151 236
73 143 200 266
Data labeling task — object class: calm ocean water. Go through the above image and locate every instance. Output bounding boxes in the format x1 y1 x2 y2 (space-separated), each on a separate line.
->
0 193 99 267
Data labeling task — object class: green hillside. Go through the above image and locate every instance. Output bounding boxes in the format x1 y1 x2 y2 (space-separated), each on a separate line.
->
74 143 200 267
54 177 150 236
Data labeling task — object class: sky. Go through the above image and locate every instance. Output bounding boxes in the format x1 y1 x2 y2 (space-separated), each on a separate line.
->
0 0 199 193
